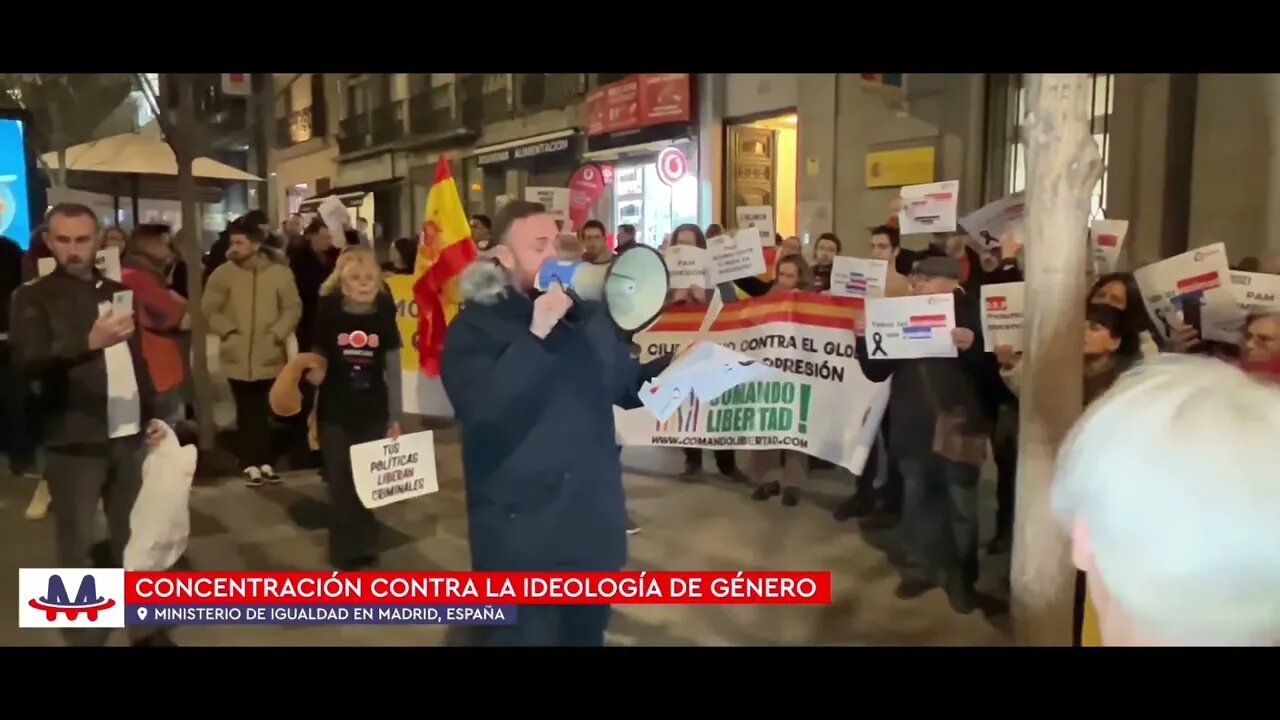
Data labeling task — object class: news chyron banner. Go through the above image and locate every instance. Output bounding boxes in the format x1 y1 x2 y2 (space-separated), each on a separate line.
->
19 569 831 629
616 293 890 475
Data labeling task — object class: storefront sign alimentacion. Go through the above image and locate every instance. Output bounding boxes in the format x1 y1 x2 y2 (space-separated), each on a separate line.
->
477 137 572 167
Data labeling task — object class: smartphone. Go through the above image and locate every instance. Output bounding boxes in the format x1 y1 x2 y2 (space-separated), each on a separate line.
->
112 290 134 315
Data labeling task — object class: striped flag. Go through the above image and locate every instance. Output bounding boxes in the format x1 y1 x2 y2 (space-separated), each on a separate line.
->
412 157 478 376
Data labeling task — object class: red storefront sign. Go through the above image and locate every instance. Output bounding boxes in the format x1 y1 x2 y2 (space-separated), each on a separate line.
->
584 74 693 137
568 163 607 232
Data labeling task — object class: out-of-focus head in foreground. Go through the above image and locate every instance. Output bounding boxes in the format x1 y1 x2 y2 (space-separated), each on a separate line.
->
1051 355 1280 646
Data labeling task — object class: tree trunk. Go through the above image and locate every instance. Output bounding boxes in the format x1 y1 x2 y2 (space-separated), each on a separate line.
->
171 74 218 451
44 99 69 189
1011 74 1103 646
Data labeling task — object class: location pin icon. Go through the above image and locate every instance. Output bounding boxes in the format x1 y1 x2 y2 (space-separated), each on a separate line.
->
137 607 148 621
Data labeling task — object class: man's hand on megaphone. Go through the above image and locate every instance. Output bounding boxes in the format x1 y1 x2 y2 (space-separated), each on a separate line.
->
531 284 574 339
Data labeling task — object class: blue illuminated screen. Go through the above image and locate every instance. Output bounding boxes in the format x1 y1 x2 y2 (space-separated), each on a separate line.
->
0 117 33 249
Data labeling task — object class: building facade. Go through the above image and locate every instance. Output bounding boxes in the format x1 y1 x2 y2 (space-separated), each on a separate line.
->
274 72 1280 268
267 73 339 228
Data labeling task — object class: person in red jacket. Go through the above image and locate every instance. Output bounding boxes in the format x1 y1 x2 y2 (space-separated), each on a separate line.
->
121 224 189 425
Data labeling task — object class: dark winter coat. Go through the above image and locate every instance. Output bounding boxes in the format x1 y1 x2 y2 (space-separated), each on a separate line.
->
441 261 671 572
10 266 157 448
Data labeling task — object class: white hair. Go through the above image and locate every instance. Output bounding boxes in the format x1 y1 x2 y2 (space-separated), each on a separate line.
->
1051 354 1280 645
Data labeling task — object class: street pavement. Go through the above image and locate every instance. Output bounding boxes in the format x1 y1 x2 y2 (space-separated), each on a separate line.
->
0 428 1011 647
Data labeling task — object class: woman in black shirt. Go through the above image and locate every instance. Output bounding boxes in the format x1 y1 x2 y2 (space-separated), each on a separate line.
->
311 246 402 570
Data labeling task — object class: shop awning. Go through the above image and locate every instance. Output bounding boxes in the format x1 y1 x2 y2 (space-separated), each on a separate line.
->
581 138 687 163
298 191 366 214
472 129 581 167
297 178 402 213
471 128 578 157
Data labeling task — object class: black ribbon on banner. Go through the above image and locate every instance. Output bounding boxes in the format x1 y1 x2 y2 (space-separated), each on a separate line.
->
871 332 887 357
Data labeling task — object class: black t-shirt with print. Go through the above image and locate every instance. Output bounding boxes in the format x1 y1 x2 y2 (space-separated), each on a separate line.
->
313 292 401 424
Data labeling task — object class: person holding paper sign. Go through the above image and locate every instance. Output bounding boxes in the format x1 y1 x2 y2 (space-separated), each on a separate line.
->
1090 272 1163 358
666 224 754 487
853 255 995 614
442 200 674 646
995 303 1138 405
309 247 401 571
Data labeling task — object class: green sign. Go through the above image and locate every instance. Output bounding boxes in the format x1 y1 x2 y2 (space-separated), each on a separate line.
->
705 381 813 434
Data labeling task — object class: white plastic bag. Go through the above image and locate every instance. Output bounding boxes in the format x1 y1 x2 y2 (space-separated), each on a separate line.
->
125 422 198 571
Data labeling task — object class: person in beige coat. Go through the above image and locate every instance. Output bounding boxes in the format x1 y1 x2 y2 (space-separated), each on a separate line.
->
202 222 302 486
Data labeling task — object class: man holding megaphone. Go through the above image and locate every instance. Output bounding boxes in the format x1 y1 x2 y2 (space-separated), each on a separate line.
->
441 200 676 647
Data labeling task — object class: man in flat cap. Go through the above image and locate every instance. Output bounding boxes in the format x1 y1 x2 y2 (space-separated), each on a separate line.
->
854 254 995 615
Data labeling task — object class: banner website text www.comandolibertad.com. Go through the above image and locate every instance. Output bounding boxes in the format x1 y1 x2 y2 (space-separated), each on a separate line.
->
650 435 810 449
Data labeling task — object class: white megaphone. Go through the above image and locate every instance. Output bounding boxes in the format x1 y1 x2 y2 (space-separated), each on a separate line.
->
534 245 670 332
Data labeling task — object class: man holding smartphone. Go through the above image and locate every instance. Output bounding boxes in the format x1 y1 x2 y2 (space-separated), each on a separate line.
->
9 203 169 647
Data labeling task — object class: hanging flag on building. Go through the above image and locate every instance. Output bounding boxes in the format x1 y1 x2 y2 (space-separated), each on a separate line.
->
413 157 478 376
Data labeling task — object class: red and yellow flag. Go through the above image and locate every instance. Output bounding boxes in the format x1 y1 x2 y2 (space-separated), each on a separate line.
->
412 157 478 376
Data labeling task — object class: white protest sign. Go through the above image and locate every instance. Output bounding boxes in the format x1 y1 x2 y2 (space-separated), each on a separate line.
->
959 191 1024 256
830 257 889 299
37 246 122 282
980 282 1026 352
1230 271 1280 316
1090 218 1129 275
864 293 957 359
618 294 891 475
1133 242 1243 343
349 430 440 509
639 341 782 420
899 181 959 235
706 231 766 283
525 187 570 222
96 247 122 282
664 245 711 290
318 195 350 237
735 205 776 247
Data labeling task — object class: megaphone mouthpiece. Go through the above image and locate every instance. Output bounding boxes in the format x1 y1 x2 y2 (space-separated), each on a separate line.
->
534 245 670 333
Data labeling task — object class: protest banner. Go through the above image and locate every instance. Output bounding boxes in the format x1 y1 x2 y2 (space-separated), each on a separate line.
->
639 341 782 422
1133 242 1243 343
735 205 776 246
830 256 888 299
1230 271 1280 315
864 293 957 359
349 430 439 509
899 181 959 235
706 230 766 283
616 293 890 474
1090 218 1129 275
664 245 711 289
959 191 1024 256
980 282 1026 352
386 274 454 417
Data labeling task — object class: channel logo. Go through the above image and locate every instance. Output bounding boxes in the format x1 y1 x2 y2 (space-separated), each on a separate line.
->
18 568 125 628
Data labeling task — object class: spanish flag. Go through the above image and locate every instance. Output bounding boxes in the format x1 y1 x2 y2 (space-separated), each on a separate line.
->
412 157 478 376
